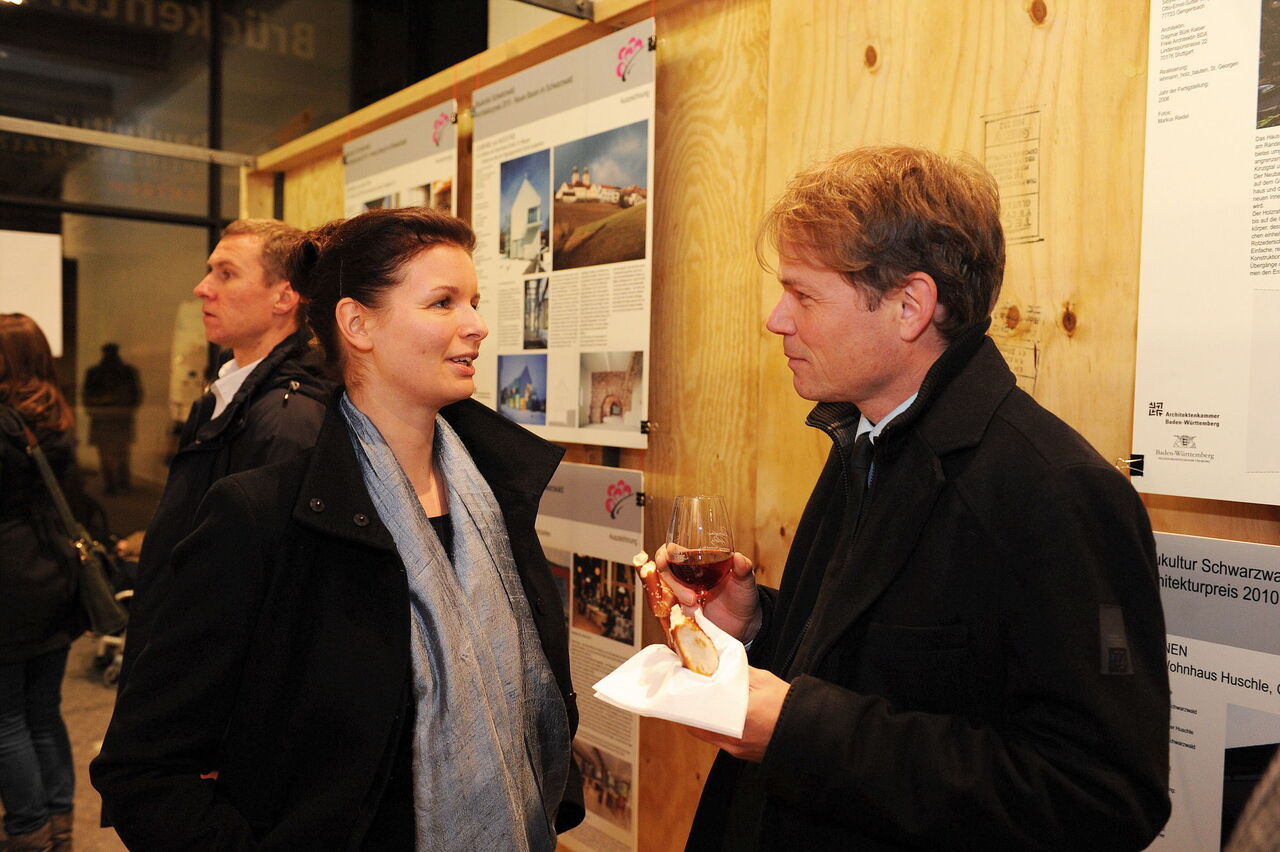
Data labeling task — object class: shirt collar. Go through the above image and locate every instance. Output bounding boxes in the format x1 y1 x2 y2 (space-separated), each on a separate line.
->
210 354 265 419
807 389 920 456
856 392 918 444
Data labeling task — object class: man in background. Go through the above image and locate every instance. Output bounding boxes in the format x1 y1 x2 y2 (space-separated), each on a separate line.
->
82 342 141 494
119 219 329 682
664 146 1171 849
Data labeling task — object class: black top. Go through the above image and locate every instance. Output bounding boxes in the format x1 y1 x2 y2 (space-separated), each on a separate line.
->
123 326 330 687
427 513 452 559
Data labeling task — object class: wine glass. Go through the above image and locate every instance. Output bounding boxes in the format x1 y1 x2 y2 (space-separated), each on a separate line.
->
666 495 734 607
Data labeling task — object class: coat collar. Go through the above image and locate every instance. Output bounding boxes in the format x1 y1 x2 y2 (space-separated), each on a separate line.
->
911 336 1017 457
787 325 1016 674
291 392 564 551
801 319 1001 456
194 325 320 444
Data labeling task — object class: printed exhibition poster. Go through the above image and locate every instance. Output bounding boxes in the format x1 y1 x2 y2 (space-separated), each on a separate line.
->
536 462 644 852
1147 532 1280 851
342 101 457 216
1133 0 1280 505
471 19 654 449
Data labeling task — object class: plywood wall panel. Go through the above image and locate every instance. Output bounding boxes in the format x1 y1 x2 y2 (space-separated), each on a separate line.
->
757 0 1153 566
636 1 772 847
239 167 275 220
283 152 345 229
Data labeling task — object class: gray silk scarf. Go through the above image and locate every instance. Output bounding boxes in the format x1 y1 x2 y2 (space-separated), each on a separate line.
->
340 393 569 851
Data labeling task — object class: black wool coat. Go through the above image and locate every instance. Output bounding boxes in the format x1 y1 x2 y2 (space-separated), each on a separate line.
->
0 409 81 664
687 325 1171 851
123 326 329 683
92 396 584 850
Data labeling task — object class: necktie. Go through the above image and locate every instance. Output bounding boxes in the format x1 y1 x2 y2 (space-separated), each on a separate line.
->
846 432 874 532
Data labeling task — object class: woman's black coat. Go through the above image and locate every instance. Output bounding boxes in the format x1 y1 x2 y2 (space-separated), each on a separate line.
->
92 396 584 850
0 407 81 664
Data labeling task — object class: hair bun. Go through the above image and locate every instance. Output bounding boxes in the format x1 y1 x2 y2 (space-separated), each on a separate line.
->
289 237 322 298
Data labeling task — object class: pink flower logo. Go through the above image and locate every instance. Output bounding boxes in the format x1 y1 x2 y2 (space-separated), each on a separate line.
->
604 479 635 518
615 36 644 82
431 111 451 146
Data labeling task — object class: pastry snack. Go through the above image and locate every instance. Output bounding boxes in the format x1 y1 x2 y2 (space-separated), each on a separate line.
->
633 550 720 676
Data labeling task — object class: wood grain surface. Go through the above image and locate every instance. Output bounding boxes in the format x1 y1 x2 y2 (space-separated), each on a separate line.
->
637 1 771 847
756 0 1154 576
282 152 344 228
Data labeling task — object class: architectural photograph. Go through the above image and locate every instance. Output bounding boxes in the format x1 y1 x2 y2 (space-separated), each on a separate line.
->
552 120 649 269
577 350 644 431
497 352 548 425
499 148 550 272
523 276 549 349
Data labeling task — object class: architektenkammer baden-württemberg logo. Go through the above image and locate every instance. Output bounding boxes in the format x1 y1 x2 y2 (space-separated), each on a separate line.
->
604 479 637 519
1149 401 1164 416
431 111 450 146
615 35 645 81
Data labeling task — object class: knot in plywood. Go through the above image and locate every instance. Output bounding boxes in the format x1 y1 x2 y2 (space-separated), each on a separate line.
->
1061 302 1077 336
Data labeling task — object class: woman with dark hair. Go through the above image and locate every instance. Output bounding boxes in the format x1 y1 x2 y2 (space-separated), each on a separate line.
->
93 208 583 850
0 313 80 852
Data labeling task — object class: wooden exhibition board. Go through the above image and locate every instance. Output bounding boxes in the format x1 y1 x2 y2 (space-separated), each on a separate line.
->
243 2 1280 849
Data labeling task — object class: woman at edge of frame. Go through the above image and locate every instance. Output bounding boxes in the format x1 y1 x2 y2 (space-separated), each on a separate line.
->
0 313 81 852
91 208 584 850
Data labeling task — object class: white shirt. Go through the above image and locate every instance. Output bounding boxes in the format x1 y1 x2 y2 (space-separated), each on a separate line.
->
209 355 265 420
855 392 919 444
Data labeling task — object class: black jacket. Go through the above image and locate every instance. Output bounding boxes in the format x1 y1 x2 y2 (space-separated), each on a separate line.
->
123 326 329 680
688 325 1171 851
92 396 584 850
0 408 81 664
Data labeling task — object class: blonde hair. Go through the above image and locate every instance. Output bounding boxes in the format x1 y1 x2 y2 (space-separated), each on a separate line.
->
758 146 1005 339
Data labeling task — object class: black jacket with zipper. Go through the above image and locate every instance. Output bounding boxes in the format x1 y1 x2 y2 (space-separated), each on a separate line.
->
121 326 330 683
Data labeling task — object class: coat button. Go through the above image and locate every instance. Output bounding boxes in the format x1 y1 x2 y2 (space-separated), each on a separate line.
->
309 498 324 513
353 513 369 527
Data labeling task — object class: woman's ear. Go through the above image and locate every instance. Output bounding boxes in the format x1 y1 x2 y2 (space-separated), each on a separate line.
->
335 297 374 353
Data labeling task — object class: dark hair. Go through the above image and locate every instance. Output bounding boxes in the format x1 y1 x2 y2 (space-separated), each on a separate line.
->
0 313 74 432
221 218 306 283
293 207 478 380
758 145 1006 341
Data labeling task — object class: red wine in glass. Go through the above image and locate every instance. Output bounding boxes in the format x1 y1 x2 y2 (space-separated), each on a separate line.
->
667 495 734 607
668 548 733 596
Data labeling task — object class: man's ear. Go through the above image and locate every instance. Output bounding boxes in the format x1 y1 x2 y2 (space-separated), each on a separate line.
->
272 281 301 317
896 272 942 343
335 297 374 353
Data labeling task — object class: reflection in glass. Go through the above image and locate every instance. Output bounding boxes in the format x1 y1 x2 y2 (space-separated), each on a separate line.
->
62 214 209 538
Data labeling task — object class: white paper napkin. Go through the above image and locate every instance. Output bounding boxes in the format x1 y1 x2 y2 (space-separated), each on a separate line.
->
591 608 749 738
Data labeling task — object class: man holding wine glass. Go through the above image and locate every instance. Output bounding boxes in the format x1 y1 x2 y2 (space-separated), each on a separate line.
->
658 146 1170 850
